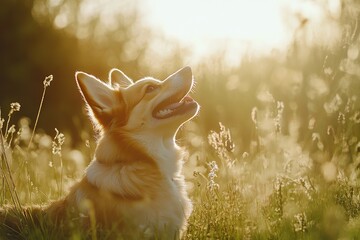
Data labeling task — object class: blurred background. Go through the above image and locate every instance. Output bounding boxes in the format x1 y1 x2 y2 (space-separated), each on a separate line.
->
1 0 359 153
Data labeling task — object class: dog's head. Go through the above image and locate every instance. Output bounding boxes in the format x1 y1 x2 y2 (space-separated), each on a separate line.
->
76 67 199 138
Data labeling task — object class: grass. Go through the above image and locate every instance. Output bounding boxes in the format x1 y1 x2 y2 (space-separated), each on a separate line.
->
1 18 360 239
1 81 360 240
182 119 360 240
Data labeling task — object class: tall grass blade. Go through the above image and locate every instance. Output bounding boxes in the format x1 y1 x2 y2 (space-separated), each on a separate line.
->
0 127 21 210
28 75 53 150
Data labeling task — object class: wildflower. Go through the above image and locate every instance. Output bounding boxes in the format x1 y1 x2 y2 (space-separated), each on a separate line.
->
52 128 65 156
324 94 342 114
312 133 320 142
3 103 21 139
7 125 15 135
43 75 53 87
345 99 351 113
308 118 316 130
317 141 324 151
208 161 219 172
275 101 284 134
7 102 21 119
207 161 219 191
5 124 17 146
327 125 338 144
296 177 313 200
242 152 249 159
208 179 219 191
274 177 283 217
337 112 345 125
10 102 21 112
208 122 236 165
274 177 282 196
327 125 334 136
350 111 360 123
225 139 235 153
294 212 308 232
85 140 90 148
341 137 349 153
312 132 324 150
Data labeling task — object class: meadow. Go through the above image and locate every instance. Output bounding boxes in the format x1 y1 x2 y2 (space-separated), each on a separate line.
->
1 47 360 239
1 1 360 239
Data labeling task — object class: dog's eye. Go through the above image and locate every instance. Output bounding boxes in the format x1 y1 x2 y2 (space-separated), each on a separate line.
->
145 85 158 93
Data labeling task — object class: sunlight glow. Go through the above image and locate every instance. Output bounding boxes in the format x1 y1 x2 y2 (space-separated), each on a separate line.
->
142 0 289 63
43 0 341 65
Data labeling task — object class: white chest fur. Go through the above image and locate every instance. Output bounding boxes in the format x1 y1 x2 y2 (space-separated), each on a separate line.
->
84 158 192 237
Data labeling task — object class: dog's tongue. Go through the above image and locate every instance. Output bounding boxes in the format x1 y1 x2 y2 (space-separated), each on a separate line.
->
166 101 183 110
165 96 193 110
154 96 195 119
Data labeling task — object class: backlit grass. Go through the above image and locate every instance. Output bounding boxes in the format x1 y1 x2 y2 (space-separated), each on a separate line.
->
1 20 360 240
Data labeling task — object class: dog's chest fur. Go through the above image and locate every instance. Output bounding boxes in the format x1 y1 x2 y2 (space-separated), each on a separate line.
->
77 134 192 236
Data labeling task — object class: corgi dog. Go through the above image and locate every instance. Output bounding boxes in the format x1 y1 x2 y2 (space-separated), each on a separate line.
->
0 67 199 239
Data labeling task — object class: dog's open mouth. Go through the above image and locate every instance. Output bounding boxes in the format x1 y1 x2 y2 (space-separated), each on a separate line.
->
153 95 197 119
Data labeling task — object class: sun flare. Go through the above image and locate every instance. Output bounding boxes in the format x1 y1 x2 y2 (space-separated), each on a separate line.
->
44 0 341 65
142 0 289 62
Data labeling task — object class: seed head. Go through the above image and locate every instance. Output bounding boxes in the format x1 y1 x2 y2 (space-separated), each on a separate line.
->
43 75 53 87
8 125 16 134
350 111 360 123
207 161 219 191
52 128 65 156
294 212 308 232
10 102 21 112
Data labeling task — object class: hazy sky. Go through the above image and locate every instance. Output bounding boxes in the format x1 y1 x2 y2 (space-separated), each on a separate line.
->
51 0 341 64
141 0 289 62
140 0 341 63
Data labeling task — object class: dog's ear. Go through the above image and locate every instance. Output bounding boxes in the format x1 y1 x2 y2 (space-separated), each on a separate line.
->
76 72 116 123
165 66 193 82
109 68 133 88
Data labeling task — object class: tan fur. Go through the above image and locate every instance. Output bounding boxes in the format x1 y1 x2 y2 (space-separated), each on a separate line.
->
1 67 199 239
